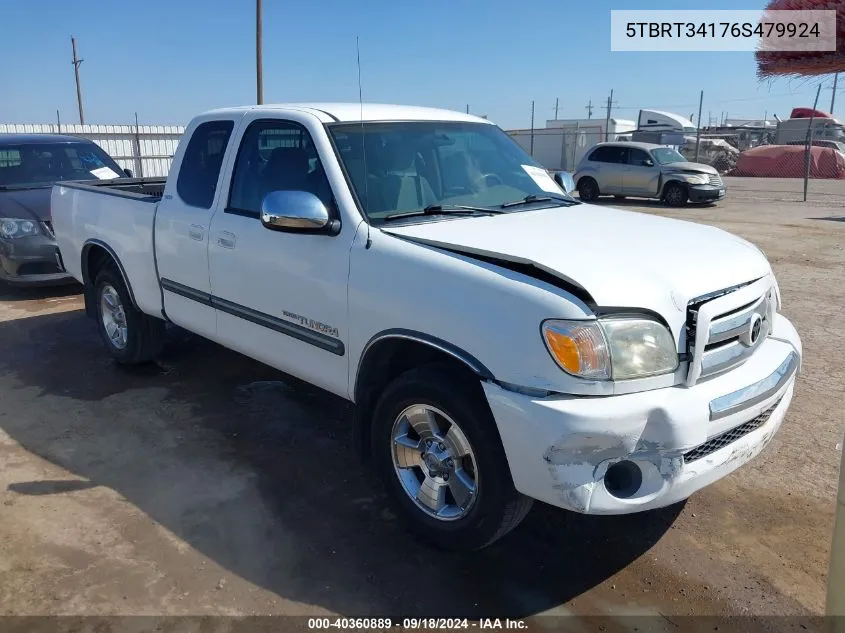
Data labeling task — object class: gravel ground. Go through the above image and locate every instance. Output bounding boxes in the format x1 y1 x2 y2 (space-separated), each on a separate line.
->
0 194 842 628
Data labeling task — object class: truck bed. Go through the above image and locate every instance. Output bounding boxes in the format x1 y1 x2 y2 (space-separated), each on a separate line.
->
52 178 165 318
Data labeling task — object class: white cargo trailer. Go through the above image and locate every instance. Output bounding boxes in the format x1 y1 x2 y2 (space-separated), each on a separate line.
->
507 118 635 171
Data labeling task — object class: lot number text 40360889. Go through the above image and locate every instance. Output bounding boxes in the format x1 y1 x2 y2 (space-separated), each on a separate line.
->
307 618 528 630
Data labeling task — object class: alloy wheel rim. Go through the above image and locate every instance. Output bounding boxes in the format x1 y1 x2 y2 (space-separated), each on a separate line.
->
667 188 683 204
390 404 479 521
100 284 128 350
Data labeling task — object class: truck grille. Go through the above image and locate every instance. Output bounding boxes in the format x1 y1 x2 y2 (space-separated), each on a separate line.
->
708 174 723 187
686 278 775 385
683 398 780 463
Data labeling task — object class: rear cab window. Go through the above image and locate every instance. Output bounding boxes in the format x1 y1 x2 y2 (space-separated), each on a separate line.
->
176 120 235 209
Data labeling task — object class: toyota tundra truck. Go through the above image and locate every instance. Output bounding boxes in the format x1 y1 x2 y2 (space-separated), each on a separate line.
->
51 103 802 551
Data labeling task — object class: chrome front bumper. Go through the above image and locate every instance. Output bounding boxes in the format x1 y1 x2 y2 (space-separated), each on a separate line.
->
709 350 799 421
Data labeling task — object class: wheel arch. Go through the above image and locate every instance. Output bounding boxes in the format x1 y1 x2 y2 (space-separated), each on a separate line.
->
81 240 138 318
660 178 688 198
352 330 495 462
575 174 597 188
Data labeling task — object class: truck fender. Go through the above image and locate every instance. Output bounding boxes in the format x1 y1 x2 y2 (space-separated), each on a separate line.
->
352 329 495 461
80 239 139 318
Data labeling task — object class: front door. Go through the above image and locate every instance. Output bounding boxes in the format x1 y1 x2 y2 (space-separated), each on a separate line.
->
155 118 238 338
207 113 353 398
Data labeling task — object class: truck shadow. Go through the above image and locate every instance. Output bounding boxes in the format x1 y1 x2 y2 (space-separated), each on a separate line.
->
0 309 681 618
0 282 82 302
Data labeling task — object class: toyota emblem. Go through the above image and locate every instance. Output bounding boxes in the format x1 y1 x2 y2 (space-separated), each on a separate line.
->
748 314 763 345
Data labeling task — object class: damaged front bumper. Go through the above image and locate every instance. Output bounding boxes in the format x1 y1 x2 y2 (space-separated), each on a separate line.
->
484 312 801 514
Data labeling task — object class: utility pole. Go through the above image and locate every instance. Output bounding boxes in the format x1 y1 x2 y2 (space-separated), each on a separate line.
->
804 83 823 202
554 97 559 120
586 99 594 119
832 72 839 115
256 0 264 105
70 36 85 125
529 100 535 156
466 104 469 114
694 90 703 162
603 90 615 141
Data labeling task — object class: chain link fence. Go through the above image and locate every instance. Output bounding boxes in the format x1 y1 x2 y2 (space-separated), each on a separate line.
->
508 120 845 204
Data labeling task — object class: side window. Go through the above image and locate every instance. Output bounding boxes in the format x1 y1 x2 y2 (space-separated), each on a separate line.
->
628 148 651 166
589 146 610 162
610 146 629 164
176 120 234 209
228 119 333 215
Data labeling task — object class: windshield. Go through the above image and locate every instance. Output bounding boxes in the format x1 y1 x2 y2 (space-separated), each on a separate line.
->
0 141 125 189
651 147 687 165
327 121 573 224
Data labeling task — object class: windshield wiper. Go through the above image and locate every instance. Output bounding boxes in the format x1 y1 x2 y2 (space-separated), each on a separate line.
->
500 194 579 209
383 204 503 221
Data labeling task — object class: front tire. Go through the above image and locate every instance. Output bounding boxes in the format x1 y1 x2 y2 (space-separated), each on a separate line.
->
94 265 165 364
371 363 533 551
663 182 689 206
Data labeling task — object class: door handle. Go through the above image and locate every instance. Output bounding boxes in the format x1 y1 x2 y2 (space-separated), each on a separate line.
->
216 231 237 250
188 224 205 241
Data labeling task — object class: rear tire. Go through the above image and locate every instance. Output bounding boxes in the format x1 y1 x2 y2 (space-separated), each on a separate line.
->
577 177 600 202
94 264 165 364
371 363 532 551
663 182 688 207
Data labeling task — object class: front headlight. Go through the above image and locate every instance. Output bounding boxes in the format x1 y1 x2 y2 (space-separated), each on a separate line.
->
542 317 678 381
0 219 40 239
685 174 710 185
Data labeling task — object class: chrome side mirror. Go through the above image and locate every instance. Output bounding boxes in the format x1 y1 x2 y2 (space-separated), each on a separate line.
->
260 190 333 232
552 171 576 195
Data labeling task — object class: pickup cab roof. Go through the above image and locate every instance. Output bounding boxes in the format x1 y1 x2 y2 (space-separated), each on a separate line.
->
199 103 493 125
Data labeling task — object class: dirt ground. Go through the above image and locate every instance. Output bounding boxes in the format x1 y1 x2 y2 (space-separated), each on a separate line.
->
0 192 843 627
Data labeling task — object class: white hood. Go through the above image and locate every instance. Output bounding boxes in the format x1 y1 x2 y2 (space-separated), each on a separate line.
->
382 204 771 328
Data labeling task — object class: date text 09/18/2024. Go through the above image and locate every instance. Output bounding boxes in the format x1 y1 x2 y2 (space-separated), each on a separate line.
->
307 618 528 630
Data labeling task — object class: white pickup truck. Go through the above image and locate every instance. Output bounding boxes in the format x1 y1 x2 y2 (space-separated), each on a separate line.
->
53 103 802 551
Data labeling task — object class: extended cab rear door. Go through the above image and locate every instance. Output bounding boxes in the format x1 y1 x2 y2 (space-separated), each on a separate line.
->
154 115 241 338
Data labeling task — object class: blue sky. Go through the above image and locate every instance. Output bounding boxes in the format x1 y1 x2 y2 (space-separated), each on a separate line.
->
2 0 840 129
